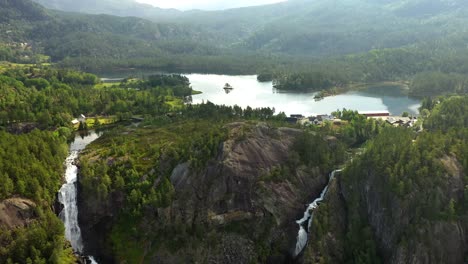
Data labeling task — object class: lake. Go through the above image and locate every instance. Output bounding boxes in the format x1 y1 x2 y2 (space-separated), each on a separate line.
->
98 71 421 116
187 74 421 116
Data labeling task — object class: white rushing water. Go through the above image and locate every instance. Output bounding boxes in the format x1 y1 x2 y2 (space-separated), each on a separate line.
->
294 169 342 257
58 131 101 262
89 256 99 264
59 151 84 252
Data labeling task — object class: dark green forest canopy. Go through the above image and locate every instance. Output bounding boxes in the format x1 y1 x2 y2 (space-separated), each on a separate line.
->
0 0 467 97
0 0 468 260
342 95 468 263
0 130 76 263
0 67 198 128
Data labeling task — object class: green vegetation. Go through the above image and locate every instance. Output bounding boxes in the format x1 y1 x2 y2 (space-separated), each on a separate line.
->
80 120 227 262
291 132 346 172
1 0 468 262
341 96 468 263
0 65 249 262
74 97 291 262
1 0 468 97
0 210 76 264
410 72 468 97
0 67 197 129
0 130 68 202
0 130 75 263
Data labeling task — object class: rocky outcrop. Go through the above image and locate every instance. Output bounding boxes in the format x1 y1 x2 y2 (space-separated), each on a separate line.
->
299 150 468 264
159 123 328 263
343 156 468 264
0 198 37 228
79 122 330 263
78 183 124 264
302 177 347 264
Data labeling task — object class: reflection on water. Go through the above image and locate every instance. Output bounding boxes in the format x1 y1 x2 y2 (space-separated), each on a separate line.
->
98 71 421 116
187 74 421 116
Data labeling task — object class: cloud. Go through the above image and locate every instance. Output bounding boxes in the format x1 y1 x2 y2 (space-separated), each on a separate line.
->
135 0 286 10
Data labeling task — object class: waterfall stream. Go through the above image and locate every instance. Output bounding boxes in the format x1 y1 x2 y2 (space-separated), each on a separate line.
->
294 169 342 257
58 131 101 263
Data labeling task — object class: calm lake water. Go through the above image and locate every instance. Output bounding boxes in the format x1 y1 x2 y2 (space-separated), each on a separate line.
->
98 71 421 116
186 74 421 116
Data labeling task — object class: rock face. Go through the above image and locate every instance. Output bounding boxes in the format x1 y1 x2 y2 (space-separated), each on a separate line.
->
78 181 124 264
302 177 347 264
0 198 37 228
356 155 467 264
79 122 331 263
157 123 328 263
303 154 468 264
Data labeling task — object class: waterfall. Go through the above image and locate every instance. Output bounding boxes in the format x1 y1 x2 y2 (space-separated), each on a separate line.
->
58 131 101 263
58 151 84 252
89 256 99 264
293 169 342 257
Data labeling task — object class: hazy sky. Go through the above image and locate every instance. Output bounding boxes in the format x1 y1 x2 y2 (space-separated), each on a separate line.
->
135 0 287 10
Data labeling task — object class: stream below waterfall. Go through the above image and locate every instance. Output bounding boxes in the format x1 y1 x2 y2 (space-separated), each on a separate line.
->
58 131 101 263
294 169 342 257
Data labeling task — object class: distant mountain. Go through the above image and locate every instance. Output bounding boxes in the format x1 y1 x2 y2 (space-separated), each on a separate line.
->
4 0 468 73
27 0 468 57
31 0 182 19
1 0 227 70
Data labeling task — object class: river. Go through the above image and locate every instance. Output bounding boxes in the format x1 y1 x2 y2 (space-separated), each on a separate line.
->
58 131 101 263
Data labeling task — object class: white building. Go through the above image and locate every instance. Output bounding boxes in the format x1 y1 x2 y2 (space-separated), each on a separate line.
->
78 114 86 123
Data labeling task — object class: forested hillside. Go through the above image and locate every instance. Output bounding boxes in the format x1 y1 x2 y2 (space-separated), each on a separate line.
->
303 96 468 263
1 0 467 263
30 0 468 57
0 0 461 96
31 0 181 19
0 65 215 263
0 67 199 128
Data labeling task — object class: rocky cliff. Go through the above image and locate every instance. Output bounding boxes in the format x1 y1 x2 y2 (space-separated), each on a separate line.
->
78 122 338 263
302 131 468 264
0 198 37 229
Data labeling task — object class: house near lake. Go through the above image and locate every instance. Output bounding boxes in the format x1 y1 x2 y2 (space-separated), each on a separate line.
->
78 114 86 123
358 110 390 117
72 114 86 125
365 114 418 128
287 114 340 126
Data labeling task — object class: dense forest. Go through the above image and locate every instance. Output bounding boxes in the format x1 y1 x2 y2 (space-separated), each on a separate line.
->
76 105 346 263
0 67 199 129
1 0 468 96
0 67 208 263
0 0 468 263
0 130 75 263
291 96 468 264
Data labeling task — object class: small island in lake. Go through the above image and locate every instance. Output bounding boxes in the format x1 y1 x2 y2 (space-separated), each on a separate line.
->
223 83 234 94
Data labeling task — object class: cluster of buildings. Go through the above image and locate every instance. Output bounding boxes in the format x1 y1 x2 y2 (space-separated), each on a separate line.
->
359 111 418 127
285 114 342 126
286 110 418 128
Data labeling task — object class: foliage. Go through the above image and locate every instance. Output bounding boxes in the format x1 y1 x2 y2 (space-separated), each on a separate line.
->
4 0 468 93
0 68 196 129
0 209 76 264
0 130 74 263
341 95 468 262
332 109 388 145
290 132 346 172
0 130 68 202
410 72 468 97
